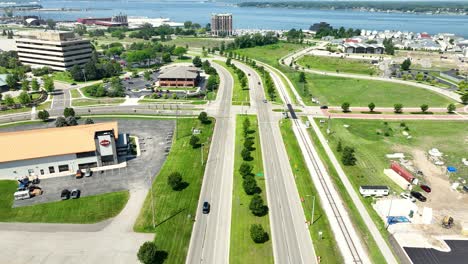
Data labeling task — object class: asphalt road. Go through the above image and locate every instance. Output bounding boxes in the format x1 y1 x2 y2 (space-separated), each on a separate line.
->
234 61 317 263
186 62 235 264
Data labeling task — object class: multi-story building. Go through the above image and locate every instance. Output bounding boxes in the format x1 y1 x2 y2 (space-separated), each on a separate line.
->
211 13 233 36
15 31 92 71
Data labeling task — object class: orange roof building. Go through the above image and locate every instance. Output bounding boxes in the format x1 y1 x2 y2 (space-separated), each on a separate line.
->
0 122 121 179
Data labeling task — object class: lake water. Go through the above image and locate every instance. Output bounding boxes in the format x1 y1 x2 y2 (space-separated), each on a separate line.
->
9 0 468 37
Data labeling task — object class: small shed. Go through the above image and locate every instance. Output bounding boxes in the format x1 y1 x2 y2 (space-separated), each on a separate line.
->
359 185 389 197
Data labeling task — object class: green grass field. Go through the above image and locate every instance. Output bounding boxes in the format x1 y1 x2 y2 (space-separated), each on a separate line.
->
292 72 454 107
305 119 388 263
235 42 307 66
52 71 80 84
231 115 273 264
315 118 468 187
214 60 250 105
134 118 215 264
72 98 125 107
0 180 128 223
297 55 378 75
164 37 233 49
279 119 342 263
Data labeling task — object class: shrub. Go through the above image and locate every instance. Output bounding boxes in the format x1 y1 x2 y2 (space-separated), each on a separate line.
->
189 135 200 148
137 241 163 264
341 102 350 112
198 111 209 123
63 107 75 118
37 110 49 121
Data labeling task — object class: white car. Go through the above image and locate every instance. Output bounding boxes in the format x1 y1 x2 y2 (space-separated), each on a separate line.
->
400 192 416 202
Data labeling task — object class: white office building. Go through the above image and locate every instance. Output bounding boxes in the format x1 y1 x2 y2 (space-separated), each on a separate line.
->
15 31 92 71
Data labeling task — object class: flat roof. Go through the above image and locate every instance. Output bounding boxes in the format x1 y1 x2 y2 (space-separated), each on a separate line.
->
158 66 199 79
0 122 118 163
360 185 389 190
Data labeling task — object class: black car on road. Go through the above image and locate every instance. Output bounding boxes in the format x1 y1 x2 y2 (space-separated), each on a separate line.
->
202 201 210 214
410 191 427 202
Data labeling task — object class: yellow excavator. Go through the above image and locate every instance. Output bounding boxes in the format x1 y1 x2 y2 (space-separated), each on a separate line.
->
442 216 454 229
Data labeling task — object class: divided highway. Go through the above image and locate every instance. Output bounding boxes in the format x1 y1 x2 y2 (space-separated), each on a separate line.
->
186 62 235 264
234 61 317 264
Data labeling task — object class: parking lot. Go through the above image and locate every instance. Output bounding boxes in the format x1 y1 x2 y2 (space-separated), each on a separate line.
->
405 240 468 264
119 71 159 98
0 119 175 207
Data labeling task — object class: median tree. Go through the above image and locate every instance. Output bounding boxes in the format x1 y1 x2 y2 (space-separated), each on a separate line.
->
447 103 456 113
341 102 350 112
241 148 252 161
250 224 269 243
368 102 375 112
167 172 183 190
394 103 403 113
420 104 429 113
37 110 49 121
243 118 250 136
239 162 253 178
249 194 268 216
243 176 259 195
244 137 255 151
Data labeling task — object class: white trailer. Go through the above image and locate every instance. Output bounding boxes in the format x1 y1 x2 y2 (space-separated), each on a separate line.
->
359 185 389 197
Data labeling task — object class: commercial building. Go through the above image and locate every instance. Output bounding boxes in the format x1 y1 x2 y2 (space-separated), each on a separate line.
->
340 43 385 54
158 66 200 87
15 31 92 71
77 13 128 27
211 13 233 36
0 122 130 179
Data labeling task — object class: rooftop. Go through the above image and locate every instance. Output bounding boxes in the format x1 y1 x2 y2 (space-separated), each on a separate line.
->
158 66 199 79
0 122 118 163
17 30 80 42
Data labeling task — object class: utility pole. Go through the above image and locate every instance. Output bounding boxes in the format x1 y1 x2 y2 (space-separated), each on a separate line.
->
201 143 204 165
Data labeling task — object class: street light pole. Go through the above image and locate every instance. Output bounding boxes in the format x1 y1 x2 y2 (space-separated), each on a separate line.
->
149 170 155 229
201 143 204 165
82 69 87 83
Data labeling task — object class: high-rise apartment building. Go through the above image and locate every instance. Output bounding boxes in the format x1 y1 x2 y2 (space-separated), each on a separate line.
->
211 13 233 36
15 31 92 71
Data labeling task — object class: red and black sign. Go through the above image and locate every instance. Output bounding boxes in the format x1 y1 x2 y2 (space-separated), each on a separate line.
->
100 139 111 147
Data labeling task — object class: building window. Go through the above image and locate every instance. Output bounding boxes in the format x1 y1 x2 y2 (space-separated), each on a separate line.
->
49 166 55 174
76 151 96 158
78 162 98 170
40 169 44 175
58 165 69 172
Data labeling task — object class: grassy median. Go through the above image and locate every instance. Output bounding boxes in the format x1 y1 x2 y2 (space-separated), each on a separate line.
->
134 118 215 264
230 115 273 264
0 180 129 224
279 119 342 263
214 60 250 106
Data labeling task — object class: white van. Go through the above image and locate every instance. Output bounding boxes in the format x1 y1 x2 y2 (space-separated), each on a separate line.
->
14 190 30 200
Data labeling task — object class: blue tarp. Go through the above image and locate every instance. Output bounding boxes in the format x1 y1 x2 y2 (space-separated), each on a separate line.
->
387 216 411 225
447 166 457 173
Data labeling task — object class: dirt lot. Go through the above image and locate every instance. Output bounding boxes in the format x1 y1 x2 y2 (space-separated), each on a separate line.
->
408 149 468 235
395 50 467 73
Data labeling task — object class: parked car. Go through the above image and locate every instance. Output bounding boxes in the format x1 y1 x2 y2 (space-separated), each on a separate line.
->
320 105 329 109
84 168 92 177
71 189 81 199
400 192 416 202
420 184 431 193
263 99 267 103
410 191 427 202
463 185 468 192
61 189 70 200
202 201 210 214
71 83 77 86
75 169 83 178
